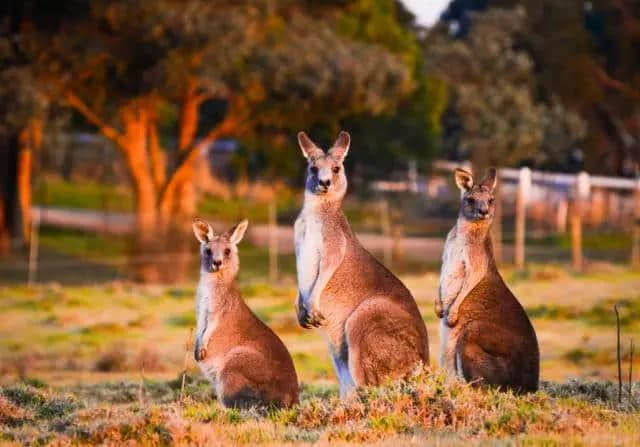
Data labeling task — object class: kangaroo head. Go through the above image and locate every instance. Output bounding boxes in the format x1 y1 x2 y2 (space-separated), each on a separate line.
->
192 218 248 279
454 168 497 223
298 131 350 200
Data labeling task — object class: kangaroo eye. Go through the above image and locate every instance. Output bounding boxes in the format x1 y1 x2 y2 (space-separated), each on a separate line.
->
489 198 495 205
205 248 212 256
332 166 340 174
224 248 231 256
466 197 475 205
310 166 318 175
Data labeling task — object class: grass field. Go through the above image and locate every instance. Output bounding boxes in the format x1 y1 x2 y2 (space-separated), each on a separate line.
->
1 264 639 445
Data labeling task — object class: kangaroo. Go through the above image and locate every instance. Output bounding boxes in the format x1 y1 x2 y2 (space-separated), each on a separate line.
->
436 168 539 393
192 218 299 408
294 131 429 397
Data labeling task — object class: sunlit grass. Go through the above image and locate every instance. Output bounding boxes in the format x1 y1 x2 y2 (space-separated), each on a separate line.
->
1 370 638 445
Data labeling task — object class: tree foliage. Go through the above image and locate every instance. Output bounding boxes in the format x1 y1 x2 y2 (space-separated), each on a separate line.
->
439 0 639 175
427 6 587 173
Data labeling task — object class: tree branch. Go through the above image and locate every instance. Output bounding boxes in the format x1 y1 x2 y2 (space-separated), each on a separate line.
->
64 91 124 144
148 121 167 189
159 115 239 204
592 63 640 101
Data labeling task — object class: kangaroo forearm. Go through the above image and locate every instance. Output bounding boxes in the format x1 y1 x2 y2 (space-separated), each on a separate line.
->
307 236 345 311
446 273 483 325
439 270 464 311
308 265 335 311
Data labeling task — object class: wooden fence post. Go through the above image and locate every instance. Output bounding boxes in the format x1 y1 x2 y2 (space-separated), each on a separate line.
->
515 167 531 270
492 181 503 265
28 208 40 285
556 199 568 234
379 199 392 267
571 172 590 272
392 224 404 268
268 201 278 283
631 177 640 269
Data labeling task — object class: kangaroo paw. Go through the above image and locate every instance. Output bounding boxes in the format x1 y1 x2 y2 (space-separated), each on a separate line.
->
446 312 458 328
296 298 313 329
194 347 207 362
435 300 444 318
309 309 325 327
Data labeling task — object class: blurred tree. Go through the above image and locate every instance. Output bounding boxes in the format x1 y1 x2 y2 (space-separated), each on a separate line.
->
425 7 587 263
336 0 447 179
439 0 639 175
231 0 445 182
0 2 52 254
425 7 544 174
28 0 412 280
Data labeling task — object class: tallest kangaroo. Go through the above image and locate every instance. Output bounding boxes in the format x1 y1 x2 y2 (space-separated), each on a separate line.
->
294 131 429 396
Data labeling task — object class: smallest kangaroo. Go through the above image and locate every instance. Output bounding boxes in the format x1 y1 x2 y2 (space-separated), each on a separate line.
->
436 168 539 393
192 218 299 408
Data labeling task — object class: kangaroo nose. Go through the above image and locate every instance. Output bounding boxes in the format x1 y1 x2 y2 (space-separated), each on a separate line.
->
212 260 222 267
478 208 489 217
319 178 331 188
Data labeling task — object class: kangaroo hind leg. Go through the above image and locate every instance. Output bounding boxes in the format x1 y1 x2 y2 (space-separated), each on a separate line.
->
345 299 426 387
330 343 355 397
457 322 520 392
217 348 271 408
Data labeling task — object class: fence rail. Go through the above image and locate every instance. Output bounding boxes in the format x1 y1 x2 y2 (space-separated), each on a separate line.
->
371 160 640 192
372 160 640 271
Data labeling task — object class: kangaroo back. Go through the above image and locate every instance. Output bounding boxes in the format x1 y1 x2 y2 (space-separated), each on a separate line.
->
454 274 539 392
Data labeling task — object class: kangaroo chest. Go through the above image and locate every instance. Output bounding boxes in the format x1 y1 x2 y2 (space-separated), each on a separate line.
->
439 232 466 306
295 211 326 300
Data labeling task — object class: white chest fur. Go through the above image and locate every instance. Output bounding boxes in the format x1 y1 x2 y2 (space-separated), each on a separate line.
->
439 229 466 309
295 209 323 303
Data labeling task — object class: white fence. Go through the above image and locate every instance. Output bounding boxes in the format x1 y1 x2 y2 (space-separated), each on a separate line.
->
372 160 640 270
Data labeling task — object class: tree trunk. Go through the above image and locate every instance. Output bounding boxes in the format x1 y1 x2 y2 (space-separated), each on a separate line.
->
173 85 202 221
158 88 205 282
17 118 42 247
0 133 22 254
119 104 161 282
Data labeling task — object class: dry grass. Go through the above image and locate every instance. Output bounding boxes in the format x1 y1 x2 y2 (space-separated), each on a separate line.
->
1 370 638 446
0 266 639 444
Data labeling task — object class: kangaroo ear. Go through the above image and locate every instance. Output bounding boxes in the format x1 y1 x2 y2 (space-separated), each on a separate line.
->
328 131 350 161
454 168 474 192
193 218 214 244
480 167 497 192
227 219 249 245
297 131 324 160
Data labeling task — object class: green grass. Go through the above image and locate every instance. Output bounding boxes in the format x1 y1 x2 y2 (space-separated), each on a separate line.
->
34 177 134 212
526 297 640 327
39 226 132 260
33 177 387 229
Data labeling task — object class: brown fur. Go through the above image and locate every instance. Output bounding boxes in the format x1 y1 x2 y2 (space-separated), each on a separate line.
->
295 132 429 396
444 272 539 393
193 219 298 408
438 169 539 393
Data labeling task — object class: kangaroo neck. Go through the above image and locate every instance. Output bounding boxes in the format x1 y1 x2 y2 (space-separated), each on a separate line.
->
456 215 491 243
198 274 240 309
303 190 345 215
456 217 496 271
